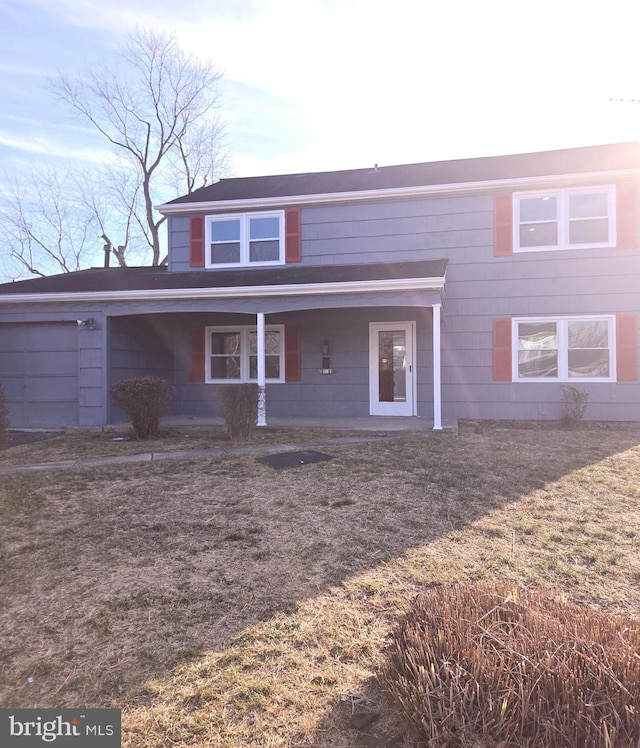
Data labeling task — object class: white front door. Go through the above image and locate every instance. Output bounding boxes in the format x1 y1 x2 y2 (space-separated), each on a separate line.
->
369 322 415 416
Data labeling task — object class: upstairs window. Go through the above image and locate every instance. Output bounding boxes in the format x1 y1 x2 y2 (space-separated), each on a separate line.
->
207 212 284 267
514 316 614 381
514 186 615 252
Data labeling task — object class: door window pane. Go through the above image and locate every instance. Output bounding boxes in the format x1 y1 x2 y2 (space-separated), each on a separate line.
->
378 330 406 402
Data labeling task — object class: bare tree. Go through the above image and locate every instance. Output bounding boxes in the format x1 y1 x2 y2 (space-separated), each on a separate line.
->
51 27 227 267
0 170 98 278
0 27 227 279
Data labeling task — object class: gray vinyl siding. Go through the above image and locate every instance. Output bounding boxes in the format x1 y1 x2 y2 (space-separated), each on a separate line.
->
169 307 435 419
3 182 639 428
108 316 175 422
167 197 492 271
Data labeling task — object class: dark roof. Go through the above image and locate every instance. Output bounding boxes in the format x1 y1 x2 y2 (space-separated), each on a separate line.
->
167 142 640 205
0 260 448 295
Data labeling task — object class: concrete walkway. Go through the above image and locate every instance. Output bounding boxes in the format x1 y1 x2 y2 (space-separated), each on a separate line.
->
0 417 457 475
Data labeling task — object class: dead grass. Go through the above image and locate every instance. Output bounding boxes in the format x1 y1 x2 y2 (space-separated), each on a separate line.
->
0 426 368 466
1 422 640 746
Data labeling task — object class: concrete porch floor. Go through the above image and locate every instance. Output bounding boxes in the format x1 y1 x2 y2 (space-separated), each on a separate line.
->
155 414 458 433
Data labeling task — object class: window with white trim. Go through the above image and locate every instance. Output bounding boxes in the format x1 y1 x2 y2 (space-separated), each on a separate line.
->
205 325 284 382
514 316 614 381
207 212 284 267
514 186 615 252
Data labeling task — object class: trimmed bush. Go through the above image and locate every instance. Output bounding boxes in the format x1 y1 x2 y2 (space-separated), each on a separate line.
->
219 383 260 442
0 383 8 448
111 376 173 440
560 384 589 427
383 582 640 747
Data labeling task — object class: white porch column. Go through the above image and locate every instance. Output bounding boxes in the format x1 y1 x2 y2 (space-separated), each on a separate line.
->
432 303 443 430
256 312 267 426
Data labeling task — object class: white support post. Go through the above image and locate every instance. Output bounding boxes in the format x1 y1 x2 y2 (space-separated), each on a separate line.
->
256 312 267 426
432 303 443 430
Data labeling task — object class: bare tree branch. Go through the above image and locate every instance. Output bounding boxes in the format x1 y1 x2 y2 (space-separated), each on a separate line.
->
0 27 229 279
0 170 99 278
49 27 228 267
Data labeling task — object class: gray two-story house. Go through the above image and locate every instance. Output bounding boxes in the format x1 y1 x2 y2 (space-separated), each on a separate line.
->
0 141 638 429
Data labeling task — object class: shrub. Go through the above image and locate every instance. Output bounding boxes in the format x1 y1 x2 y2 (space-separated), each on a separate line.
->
219 383 260 442
0 383 8 448
111 376 173 440
560 384 589 427
383 582 640 747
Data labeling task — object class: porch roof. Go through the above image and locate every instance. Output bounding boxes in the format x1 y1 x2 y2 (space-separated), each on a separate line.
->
0 259 447 304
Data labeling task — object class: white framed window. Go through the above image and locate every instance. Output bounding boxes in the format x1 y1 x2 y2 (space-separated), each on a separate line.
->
206 211 284 267
514 186 615 252
205 325 285 383
513 316 615 382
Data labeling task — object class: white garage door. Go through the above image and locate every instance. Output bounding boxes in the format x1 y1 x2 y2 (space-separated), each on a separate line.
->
0 323 79 428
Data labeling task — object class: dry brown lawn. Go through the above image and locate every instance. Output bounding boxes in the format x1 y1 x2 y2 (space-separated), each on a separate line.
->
1 422 640 746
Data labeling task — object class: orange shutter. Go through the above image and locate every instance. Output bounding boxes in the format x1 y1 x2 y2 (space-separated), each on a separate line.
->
190 328 206 382
616 314 638 381
285 209 301 262
493 319 512 381
616 181 638 250
284 324 301 381
189 216 205 267
494 194 513 256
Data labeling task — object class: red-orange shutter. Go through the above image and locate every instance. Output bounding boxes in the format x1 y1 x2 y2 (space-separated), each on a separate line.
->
493 319 512 381
616 181 638 250
284 324 301 381
616 314 637 381
494 194 513 256
190 328 206 382
189 215 205 267
285 209 301 262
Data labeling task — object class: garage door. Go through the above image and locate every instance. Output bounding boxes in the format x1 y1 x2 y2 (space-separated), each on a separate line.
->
0 323 79 428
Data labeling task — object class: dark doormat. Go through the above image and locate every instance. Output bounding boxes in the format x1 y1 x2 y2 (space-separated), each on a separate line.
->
257 450 335 470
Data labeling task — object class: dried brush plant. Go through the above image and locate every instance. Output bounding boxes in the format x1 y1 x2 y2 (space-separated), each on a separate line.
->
111 376 173 440
219 383 260 442
383 582 640 747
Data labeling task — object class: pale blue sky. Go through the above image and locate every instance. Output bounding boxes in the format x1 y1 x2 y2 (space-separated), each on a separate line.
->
1 0 640 184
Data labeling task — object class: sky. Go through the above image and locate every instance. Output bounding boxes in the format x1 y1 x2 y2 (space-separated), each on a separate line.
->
2 0 640 185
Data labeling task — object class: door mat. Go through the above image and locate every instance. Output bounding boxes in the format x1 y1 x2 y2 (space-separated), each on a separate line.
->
257 450 335 470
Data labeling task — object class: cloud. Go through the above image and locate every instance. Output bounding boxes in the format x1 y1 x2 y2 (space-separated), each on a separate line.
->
0 130 111 163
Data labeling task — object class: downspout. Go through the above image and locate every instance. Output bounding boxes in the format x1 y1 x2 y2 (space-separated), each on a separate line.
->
432 303 442 430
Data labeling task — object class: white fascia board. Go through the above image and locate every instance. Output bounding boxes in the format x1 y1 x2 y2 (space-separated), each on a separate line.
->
156 169 640 215
0 275 446 305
